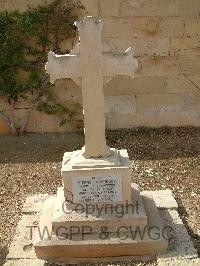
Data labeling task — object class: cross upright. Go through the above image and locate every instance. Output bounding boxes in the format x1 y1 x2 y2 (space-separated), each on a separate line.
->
46 16 138 159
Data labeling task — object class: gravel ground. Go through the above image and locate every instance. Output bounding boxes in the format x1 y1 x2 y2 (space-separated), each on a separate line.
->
0 127 199 265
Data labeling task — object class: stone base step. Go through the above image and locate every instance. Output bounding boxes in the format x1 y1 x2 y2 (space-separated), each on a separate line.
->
52 185 147 235
34 192 168 262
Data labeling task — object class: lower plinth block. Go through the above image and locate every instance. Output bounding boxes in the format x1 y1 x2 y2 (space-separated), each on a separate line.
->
52 185 147 235
34 186 168 262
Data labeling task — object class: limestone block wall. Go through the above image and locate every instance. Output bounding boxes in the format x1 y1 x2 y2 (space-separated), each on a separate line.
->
0 0 200 133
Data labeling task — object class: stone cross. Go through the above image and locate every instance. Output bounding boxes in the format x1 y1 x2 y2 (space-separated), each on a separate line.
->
46 17 138 159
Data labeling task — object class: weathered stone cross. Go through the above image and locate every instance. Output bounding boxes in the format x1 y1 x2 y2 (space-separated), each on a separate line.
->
46 17 137 159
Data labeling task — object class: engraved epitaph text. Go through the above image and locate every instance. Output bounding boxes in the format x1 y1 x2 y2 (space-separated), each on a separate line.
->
72 176 122 203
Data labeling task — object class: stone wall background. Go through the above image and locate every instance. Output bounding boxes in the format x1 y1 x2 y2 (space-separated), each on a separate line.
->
0 0 200 133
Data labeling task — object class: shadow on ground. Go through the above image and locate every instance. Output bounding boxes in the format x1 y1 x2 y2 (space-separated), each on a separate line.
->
0 132 84 164
176 197 200 257
107 127 200 161
0 247 9 265
0 127 200 164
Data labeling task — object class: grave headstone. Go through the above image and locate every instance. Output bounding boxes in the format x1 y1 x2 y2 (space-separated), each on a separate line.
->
34 17 168 262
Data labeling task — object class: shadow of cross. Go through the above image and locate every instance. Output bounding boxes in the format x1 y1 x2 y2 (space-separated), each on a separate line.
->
46 16 138 159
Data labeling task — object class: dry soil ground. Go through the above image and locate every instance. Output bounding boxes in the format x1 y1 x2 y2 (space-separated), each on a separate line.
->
0 127 199 265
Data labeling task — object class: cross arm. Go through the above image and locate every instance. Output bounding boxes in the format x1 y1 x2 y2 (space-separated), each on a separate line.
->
102 47 138 78
46 51 81 83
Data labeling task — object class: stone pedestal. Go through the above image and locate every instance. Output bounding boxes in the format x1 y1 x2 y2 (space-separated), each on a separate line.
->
62 149 132 204
34 149 168 262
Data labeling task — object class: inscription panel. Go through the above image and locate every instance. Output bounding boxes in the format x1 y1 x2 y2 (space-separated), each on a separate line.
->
72 175 122 203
